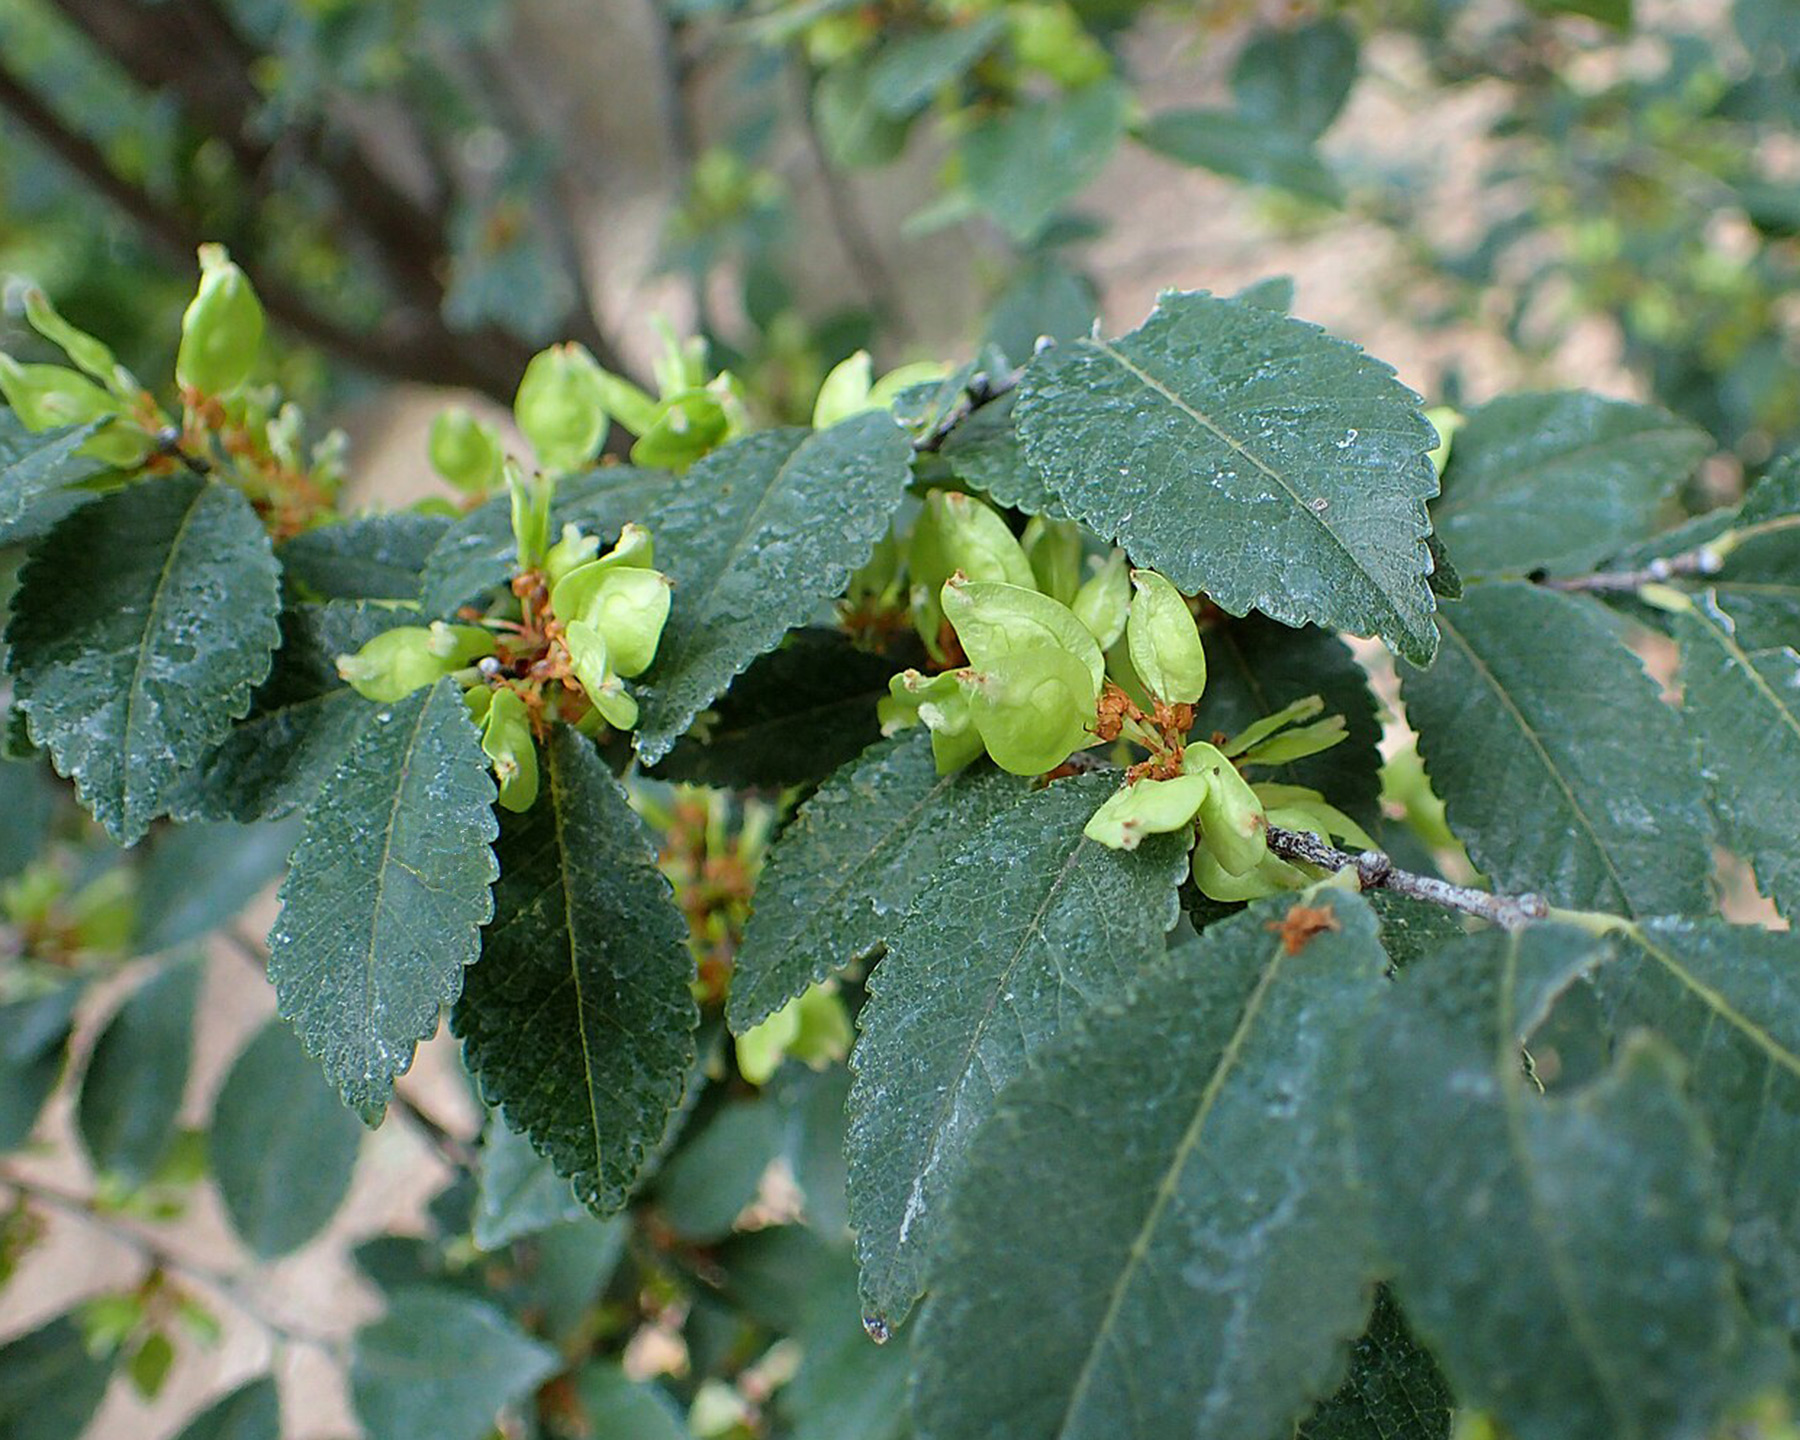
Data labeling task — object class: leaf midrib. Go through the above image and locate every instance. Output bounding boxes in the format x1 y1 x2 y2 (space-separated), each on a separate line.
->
1084 336 1411 632
1054 934 1289 1439
1437 608 1634 914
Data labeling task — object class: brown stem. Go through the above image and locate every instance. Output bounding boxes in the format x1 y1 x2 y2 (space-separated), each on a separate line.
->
1540 547 1724 594
1264 825 1552 930
914 358 1030 454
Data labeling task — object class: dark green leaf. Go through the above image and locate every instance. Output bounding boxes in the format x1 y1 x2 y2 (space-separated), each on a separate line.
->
1298 1288 1453 1440
76 959 200 1184
782 1247 911 1440
1357 925 1774 1440
1594 918 1800 1332
0 756 55 883
728 730 1026 1034
1234 275 1295 312
814 56 914 168
652 1098 785 1240
634 412 914 763
959 82 1128 243
984 259 1100 367
1017 290 1439 662
1531 0 1631 27
0 412 103 544
1138 110 1342 204
0 1316 115 1440
472 1119 586 1251
1403 583 1712 915
170 1376 281 1440
135 817 300 953
1677 591 1800 919
0 981 82 1151
418 466 669 617
577 1366 687 1440
211 1021 363 1257
782 1063 853 1239
278 512 450 602
937 390 1067 519
1232 19 1359 142
269 679 498 1121
848 772 1188 1325
1432 392 1708 577
913 892 1386 1438
1197 617 1384 828
455 726 695 1212
7 477 281 843
867 14 1006 117
350 1286 558 1440
173 602 399 823
654 629 894 789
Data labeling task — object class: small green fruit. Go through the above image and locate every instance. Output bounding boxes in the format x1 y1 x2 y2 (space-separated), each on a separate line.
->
176 245 265 396
543 523 601 588
551 563 672 677
514 343 609 474
564 619 642 730
1184 742 1267 876
1022 516 1082 605
966 644 1096 776
941 575 1104 693
480 686 539 813
1072 550 1131 650
428 407 505 494
1126 569 1207 706
336 623 495 703
1082 772 1210 851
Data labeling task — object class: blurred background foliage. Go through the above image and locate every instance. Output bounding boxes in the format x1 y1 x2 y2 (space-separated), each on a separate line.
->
2 0 1798 1436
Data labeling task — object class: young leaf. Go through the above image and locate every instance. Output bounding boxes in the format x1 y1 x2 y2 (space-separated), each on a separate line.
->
579 1367 688 1440
1676 591 1800 919
848 772 1189 1327
278 512 451 603
0 981 82 1152
1297 1288 1454 1440
269 678 498 1122
866 13 1007 117
173 602 398 823
912 892 1386 1439
454 726 696 1214
1016 291 1439 663
170 1376 281 1440
349 1287 558 1440
633 413 913 762
1431 392 1709 577
653 629 894 789
0 411 103 543
6 476 281 843
728 729 1027 1034
210 1021 363 1257
76 959 201 1184
1356 925 1776 1440
0 1317 115 1440
1402 583 1712 916
1592 918 1800 1334
651 1099 786 1241
472 1119 586 1252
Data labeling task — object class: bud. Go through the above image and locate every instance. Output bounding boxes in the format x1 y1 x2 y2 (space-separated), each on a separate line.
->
1183 742 1266 876
591 368 661 437
930 490 1035 590
514 343 609 474
1126 569 1207 706
1022 516 1082 605
940 575 1104 694
506 459 555 571
1082 772 1210 851
428 407 504 494
1072 550 1131 650
630 390 729 471
867 360 951 412
336 622 495 703
480 686 539 813
543 523 600 588
564 619 641 731
550 563 672 677
735 983 852 1086
966 645 1096 776
812 350 873 429
603 523 656 569
1424 404 1463 476
650 318 708 399
1191 845 1306 905
176 245 265 396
